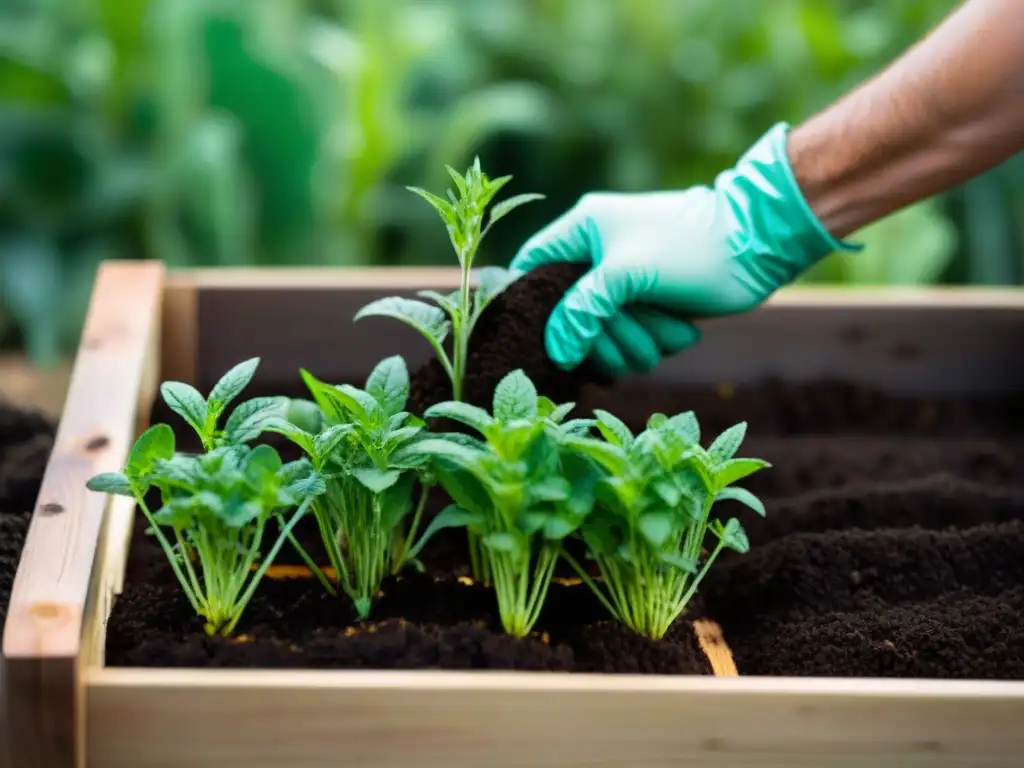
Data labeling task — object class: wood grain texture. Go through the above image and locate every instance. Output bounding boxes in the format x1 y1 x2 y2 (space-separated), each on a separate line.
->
2 260 164 768
85 669 1024 767
184 268 1024 395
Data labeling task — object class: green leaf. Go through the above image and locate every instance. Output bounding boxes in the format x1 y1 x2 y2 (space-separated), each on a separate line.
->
245 444 283 481
721 518 750 553
594 409 634 448
528 476 571 502
715 487 766 517
582 510 622 556
542 515 577 541
715 458 771 487
281 470 327 503
365 356 409 416
424 401 495 433
219 499 264 528
354 297 452 347
286 398 323 434
562 436 629 476
482 531 522 555
299 369 349 424
313 424 354 458
223 397 285 444
263 417 316 457
647 413 667 430
708 422 747 464
658 551 698 574
351 466 402 494
208 358 260 415
487 193 545 229
417 289 460 317
561 418 596 437
473 266 515 309
407 185 458 227
86 471 135 497
334 384 382 424
405 504 484 562
160 382 208 436
652 478 681 507
638 511 674 547
492 369 538 423
660 411 700 447
548 402 575 424
128 424 176 478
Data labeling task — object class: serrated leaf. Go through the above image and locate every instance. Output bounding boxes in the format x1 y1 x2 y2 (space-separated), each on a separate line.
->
594 409 634 448
638 511 674 547
715 458 771 487
86 471 135 497
424 401 495 433
721 518 750 553
493 369 538 423
223 397 285 444
128 423 176 478
365 355 409 416
160 381 207 436
407 185 457 227
487 193 545 229
715 487 766 517
708 422 747 463
208 358 260 415
351 466 402 494
353 297 451 346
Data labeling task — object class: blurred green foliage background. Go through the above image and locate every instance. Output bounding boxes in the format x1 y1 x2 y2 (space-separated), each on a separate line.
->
1 0 1022 365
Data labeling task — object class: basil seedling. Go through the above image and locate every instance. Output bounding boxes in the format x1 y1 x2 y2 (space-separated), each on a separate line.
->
267 356 448 618
353 158 544 402
403 369 599 637
563 412 770 640
87 427 325 636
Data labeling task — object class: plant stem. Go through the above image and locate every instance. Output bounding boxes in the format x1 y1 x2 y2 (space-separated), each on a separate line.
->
391 483 429 573
280 515 337 596
135 495 202 615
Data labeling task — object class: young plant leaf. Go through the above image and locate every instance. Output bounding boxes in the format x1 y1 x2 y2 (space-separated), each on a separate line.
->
208 357 260 415
406 186 457 228
715 487 766 517
657 551 698 574
473 266 515 310
365 356 409 416
486 193 545 230
482 531 522 556
263 417 316 457
404 504 484 562
708 422 747 464
660 411 700 446
594 409 634 448
417 289 461 318
313 424 354 458
715 458 771 487
223 397 285 444
127 423 175 478
638 511 674 547
424 401 495 433
493 369 538 423
160 382 207 436
354 297 451 346
86 471 135 497
720 518 750 553
351 467 402 494
286 398 323 434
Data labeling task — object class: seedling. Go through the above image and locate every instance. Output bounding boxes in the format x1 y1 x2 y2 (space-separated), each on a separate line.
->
402 369 598 637
267 356 450 618
353 158 544 402
159 357 286 451
87 427 325 636
562 411 770 640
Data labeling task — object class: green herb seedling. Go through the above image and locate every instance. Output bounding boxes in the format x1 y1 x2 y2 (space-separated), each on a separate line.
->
267 356 450 618
402 369 598 637
353 158 544 402
563 412 770 640
87 428 325 636
159 357 286 450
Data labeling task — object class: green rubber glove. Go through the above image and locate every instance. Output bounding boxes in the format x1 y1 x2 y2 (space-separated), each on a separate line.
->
509 122 860 376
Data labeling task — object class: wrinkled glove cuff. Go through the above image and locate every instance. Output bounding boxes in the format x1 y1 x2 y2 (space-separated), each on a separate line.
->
721 122 862 278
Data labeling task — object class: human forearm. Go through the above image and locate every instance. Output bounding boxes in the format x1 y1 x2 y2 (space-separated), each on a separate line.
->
788 0 1024 239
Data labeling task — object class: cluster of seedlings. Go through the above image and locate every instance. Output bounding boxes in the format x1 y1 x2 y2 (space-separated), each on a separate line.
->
87 161 769 642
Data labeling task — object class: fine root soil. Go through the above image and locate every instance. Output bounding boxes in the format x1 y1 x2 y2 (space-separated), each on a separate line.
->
108 263 1024 677
0 401 56 633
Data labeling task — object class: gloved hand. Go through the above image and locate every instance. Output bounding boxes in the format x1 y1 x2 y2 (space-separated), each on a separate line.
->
509 122 860 377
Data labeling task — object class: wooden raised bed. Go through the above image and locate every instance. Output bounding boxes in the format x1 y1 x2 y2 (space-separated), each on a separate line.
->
5 260 1024 767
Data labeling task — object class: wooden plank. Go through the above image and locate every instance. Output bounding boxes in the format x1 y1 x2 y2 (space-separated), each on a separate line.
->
186 268 1024 395
85 669 1024 767
159 274 198 388
2 260 165 768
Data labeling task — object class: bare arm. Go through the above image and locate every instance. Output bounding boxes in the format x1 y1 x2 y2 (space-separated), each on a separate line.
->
789 0 1024 239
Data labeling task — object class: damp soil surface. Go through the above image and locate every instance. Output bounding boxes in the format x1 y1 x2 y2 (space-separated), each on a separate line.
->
107 263 1024 678
0 402 55 633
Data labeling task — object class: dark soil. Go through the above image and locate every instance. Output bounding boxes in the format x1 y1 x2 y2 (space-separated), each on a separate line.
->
0 402 56 633
106 262 1024 678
